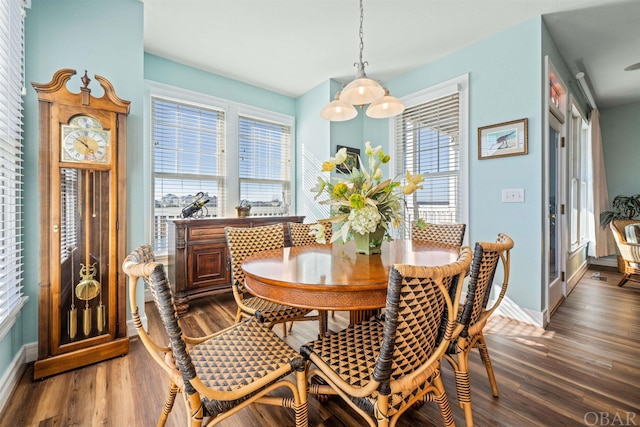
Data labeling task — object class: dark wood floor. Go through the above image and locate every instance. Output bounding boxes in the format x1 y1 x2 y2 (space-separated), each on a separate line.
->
2 268 639 427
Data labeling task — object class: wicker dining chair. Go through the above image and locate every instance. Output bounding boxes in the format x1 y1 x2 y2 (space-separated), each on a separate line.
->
610 219 640 287
442 233 514 427
301 246 472 427
122 244 308 427
225 224 315 335
288 221 333 246
411 222 467 246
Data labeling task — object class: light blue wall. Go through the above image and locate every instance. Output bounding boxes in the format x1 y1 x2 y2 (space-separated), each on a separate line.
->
378 18 545 312
294 80 332 221
1 0 145 378
144 54 296 116
600 102 640 198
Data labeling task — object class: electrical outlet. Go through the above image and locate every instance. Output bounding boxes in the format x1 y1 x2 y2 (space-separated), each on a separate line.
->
502 188 524 203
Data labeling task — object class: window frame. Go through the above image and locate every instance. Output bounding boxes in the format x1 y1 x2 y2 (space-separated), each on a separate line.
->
568 96 590 252
390 75 469 241
145 82 295 258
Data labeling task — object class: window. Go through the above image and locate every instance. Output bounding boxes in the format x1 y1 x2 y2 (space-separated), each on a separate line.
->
149 86 294 257
151 97 226 255
569 99 590 250
393 77 467 238
0 0 26 338
238 116 291 216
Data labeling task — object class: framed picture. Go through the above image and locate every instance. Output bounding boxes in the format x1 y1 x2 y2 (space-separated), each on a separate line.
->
336 145 360 173
478 118 528 160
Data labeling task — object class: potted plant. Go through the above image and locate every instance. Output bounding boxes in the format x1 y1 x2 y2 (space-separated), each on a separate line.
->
235 199 252 217
600 194 640 227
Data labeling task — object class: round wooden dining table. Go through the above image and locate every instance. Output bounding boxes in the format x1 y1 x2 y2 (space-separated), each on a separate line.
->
242 239 460 336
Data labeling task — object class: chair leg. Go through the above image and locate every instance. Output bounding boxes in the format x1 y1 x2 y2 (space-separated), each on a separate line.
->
454 351 474 427
617 274 630 287
186 392 204 427
235 308 243 323
374 393 390 427
432 374 455 427
158 382 179 427
477 332 499 397
293 366 309 427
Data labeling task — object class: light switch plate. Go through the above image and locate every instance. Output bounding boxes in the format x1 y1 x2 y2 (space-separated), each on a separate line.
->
502 188 524 203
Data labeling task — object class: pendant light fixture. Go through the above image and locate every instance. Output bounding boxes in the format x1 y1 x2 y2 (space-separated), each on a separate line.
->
321 0 405 121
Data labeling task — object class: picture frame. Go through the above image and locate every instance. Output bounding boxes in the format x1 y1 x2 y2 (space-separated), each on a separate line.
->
336 145 360 173
478 118 528 160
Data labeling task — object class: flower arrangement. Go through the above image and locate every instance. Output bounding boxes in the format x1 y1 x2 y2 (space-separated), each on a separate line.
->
311 141 423 246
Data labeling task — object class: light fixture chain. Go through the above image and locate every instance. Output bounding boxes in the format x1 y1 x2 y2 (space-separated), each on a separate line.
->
358 0 364 67
353 0 368 77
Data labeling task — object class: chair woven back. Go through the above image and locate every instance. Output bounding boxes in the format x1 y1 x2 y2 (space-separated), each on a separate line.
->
288 222 332 246
374 247 472 386
225 224 284 297
610 219 640 245
411 222 466 246
122 245 199 396
458 233 514 337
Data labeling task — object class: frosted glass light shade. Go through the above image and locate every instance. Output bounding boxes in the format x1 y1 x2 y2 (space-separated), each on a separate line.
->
366 93 406 118
320 98 358 121
339 77 385 105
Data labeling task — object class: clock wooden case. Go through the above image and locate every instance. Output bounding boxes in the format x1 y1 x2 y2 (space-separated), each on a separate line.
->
32 69 130 379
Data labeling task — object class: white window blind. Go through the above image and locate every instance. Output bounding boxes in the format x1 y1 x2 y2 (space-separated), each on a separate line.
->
152 97 226 255
238 116 291 216
0 0 26 336
395 91 462 238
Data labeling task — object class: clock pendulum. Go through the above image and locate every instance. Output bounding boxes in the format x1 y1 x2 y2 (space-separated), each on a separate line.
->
76 170 101 336
68 247 77 340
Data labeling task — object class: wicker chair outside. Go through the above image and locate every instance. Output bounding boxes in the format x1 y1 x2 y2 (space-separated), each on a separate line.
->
301 247 473 427
225 224 314 335
288 221 333 246
610 219 640 287
443 233 514 427
411 222 466 246
122 245 308 427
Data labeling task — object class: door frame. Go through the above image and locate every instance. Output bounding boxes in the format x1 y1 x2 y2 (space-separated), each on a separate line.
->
544 57 568 324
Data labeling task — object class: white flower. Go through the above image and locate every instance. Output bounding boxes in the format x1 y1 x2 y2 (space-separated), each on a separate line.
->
365 140 381 157
348 206 381 234
331 147 348 165
309 223 326 244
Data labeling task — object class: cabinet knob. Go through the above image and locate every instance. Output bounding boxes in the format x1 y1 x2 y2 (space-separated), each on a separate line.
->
53 224 59 233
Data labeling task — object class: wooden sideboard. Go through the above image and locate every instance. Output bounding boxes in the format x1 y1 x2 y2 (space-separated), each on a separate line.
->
167 216 304 316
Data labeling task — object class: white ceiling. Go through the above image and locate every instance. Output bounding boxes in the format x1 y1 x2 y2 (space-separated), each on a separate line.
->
142 0 640 109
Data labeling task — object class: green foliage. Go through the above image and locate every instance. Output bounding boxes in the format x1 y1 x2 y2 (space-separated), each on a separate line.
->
600 194 640 227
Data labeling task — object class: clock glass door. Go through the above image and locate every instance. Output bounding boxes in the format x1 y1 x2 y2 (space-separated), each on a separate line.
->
59 168 111 345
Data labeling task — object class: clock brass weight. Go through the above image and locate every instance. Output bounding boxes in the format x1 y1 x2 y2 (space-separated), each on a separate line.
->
33 69 130 379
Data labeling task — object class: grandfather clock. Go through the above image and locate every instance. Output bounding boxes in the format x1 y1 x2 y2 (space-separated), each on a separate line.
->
32 69 130 379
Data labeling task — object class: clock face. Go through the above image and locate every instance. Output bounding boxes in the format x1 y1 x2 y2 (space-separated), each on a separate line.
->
61 116 110 163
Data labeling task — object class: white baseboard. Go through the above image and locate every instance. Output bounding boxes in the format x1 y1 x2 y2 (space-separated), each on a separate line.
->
493 293 545 327
589 255 617 267
0 342 37 415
